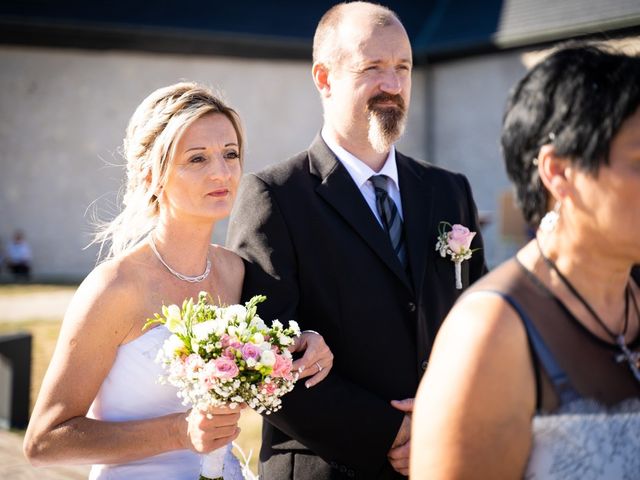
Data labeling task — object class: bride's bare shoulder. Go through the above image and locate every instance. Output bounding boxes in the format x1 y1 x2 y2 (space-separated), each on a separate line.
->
210 244 245 278
67 251 151 331
209 245 245 302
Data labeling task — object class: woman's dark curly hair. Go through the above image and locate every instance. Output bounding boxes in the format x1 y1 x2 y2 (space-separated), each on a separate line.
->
501 43 640 227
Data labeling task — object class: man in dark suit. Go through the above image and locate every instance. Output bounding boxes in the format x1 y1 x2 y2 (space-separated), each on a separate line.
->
227 2 487 478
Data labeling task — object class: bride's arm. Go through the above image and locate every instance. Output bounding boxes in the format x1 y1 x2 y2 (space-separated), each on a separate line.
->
222 247 335 389
290 331 334 388
23 262 240 466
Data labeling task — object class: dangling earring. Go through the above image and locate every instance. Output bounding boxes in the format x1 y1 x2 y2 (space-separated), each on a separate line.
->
539 202 560 233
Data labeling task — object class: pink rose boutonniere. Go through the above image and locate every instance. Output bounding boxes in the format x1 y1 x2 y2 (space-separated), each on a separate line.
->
435 221 479 289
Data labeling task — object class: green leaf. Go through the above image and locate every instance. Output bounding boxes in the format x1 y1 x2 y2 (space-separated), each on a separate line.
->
142 316 162 331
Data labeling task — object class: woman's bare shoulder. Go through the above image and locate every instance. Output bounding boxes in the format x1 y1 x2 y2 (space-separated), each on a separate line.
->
444 290 526 348
210 245 244 278
64 254 149 340
208 245 245 304
211 244 243 265
424 289 536 413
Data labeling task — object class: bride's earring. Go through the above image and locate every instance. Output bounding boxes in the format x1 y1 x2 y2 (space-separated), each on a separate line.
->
539 202 560 233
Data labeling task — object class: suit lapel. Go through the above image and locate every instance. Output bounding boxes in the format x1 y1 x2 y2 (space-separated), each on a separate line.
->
397 153 434 294
309 135 412 290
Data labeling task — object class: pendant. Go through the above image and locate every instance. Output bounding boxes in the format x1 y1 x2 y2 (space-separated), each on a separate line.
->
614 335 640 383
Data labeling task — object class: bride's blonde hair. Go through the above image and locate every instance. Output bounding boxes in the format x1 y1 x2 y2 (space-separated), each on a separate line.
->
93 82 244 261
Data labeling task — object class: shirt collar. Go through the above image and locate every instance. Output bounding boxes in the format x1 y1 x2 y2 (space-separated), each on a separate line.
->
321 128 399 190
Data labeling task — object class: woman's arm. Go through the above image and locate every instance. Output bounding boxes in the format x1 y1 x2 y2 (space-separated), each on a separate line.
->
411 292 536 479
223 246 335 388
23 263 241 466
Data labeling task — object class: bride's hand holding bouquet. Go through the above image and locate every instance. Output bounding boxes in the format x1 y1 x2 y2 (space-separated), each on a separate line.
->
145 292 301 479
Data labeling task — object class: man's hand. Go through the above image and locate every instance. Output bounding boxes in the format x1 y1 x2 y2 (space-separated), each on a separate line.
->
387 398 414 476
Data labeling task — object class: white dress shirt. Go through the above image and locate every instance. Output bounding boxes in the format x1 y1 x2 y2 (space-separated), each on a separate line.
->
321 128 404 228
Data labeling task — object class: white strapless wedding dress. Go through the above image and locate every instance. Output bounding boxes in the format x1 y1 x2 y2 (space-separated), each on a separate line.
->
87 325 243 479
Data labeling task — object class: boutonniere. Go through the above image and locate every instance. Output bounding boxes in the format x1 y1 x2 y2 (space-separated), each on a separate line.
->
435 221 479 289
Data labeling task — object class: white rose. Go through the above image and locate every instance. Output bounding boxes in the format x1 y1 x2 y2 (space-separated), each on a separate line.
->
260 350 276 367
223 305 248 322
211 319 227 335
163 334 185 357
252 332 265 344
251 316 266 330
192 320 217 341
235 322 247 336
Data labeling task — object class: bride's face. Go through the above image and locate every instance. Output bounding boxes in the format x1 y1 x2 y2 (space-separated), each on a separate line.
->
160 113 242 223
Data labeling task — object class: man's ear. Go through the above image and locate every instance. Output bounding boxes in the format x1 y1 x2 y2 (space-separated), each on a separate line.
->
312 62 331 98
537 144 570 203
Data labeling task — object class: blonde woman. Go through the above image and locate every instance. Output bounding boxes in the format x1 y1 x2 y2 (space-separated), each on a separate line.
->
23 82 334 479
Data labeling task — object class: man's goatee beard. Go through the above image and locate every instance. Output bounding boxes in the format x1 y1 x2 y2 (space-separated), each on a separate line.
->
366 93 407 154
368 108 407 154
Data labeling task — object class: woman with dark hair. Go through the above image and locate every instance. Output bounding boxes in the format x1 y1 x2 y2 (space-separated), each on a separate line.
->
411 44 640 478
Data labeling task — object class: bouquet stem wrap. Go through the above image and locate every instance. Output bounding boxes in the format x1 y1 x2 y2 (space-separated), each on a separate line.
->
200 446 227 480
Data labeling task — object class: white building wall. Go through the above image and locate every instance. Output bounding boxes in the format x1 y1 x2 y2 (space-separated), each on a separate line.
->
427 36 640 268
426 50 530 267
0 45 428 279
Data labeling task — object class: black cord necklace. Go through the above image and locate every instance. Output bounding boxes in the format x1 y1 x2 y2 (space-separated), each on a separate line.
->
536 238 640 383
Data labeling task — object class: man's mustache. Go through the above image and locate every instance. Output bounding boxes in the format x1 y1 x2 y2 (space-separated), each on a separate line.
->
367 93 406 112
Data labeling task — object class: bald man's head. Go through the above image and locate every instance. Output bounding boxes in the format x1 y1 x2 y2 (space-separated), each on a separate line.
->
313 2 403 67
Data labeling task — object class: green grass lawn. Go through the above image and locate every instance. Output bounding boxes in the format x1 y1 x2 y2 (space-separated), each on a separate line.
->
0 285 263 473
0 284 77 297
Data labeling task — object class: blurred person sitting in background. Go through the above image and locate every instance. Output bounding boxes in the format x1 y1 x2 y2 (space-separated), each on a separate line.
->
7 229 33 281
0 236 5 274
411 44 640 479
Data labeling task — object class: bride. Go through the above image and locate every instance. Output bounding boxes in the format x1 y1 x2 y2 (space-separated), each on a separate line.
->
23 82 334 479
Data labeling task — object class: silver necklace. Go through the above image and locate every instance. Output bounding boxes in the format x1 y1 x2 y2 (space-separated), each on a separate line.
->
148 235 211 283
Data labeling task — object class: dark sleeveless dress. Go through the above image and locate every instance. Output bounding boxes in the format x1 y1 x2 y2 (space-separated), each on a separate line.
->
465 258 640 479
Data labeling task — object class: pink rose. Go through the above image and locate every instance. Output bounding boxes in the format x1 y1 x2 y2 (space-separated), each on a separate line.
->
271 353 293 379
447 224 476 254
200 361 218 389
223 346 236 359
220 334 232 348
241 343 262 361
185 353 204 373
213 357 239 379
261 382 278 395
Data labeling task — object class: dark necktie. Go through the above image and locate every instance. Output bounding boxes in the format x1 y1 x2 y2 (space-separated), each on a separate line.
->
370 175 408 269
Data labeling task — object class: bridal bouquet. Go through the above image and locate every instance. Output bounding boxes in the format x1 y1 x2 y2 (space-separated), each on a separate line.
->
144 292 300 480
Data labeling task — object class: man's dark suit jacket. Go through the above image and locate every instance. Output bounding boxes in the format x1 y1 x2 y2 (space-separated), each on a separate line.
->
227 135 488 479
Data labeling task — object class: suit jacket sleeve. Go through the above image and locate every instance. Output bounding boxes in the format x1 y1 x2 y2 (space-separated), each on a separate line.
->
227 173 405 477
